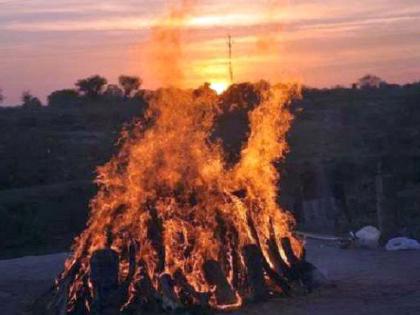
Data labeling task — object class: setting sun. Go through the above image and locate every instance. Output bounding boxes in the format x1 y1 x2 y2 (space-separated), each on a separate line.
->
210 81 229 95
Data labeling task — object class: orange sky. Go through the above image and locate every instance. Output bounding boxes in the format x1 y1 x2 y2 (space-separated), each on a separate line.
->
0 0 419 105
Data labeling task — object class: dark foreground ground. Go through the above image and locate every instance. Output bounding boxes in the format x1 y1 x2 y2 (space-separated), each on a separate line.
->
0 240 419 315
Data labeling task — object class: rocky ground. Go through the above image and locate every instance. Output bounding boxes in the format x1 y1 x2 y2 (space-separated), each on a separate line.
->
0 240 419 315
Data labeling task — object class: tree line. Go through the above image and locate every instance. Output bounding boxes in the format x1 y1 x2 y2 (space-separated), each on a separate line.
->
0 75 142 108
0 74 419 108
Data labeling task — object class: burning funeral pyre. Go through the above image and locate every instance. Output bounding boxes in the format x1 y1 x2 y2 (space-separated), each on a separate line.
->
35 82 317 315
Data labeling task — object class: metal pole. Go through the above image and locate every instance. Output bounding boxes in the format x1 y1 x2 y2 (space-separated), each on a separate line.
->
228 35 233 83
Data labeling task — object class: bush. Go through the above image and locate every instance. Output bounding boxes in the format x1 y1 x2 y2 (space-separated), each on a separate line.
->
75 75 107 99
48 89 80 107
21 91 42 108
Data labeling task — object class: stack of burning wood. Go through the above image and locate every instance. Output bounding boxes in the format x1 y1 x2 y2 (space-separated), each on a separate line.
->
33 83 324 314
33 235 320 315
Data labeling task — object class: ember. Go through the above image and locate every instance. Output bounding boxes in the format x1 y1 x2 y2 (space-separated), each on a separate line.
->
39 82 314 315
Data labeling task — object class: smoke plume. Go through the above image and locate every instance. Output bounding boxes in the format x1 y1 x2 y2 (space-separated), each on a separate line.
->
143 0 197 88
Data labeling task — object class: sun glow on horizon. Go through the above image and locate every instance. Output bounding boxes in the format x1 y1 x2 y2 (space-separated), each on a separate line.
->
210 81 229 95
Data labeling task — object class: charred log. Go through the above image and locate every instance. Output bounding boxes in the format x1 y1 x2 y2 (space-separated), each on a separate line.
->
267 237 293 279
242 244 267 302
90 249 121 314
174 269 210 308
159 273 181 311
280 237 302 282
147 204 165 273
280 237 300 266
203 260 237 306
215 212 242 289
260 254 291 295
132 260 160 311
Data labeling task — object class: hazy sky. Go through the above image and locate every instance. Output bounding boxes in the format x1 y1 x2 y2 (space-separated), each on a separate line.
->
0 0 419 105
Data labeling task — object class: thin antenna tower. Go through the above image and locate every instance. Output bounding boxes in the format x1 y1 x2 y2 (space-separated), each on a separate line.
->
228 34 234 83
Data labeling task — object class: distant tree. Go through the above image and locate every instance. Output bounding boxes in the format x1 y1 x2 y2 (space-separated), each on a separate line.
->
133 89 146 100
75 75 107 98
21 91 42 108
119 75 141 98
103 84 124 100
48 89 80 107
193 82 213 98
0 88 3 103
357 74 386 89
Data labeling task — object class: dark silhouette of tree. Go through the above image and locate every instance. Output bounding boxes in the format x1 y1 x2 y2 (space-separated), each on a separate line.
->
75 75 107 98
0 88 3 104
119 75 142 98
48 89 80 107
357 74 386 89
21 91 42 108
103 84 124 100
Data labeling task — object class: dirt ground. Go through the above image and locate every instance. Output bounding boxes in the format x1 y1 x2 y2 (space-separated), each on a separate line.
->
0 240 419 315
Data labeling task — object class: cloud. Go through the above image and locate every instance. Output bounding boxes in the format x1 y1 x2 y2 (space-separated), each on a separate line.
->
0 0 419 105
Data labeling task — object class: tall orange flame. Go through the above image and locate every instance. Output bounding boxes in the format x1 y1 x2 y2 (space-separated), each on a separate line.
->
58 82 302 312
